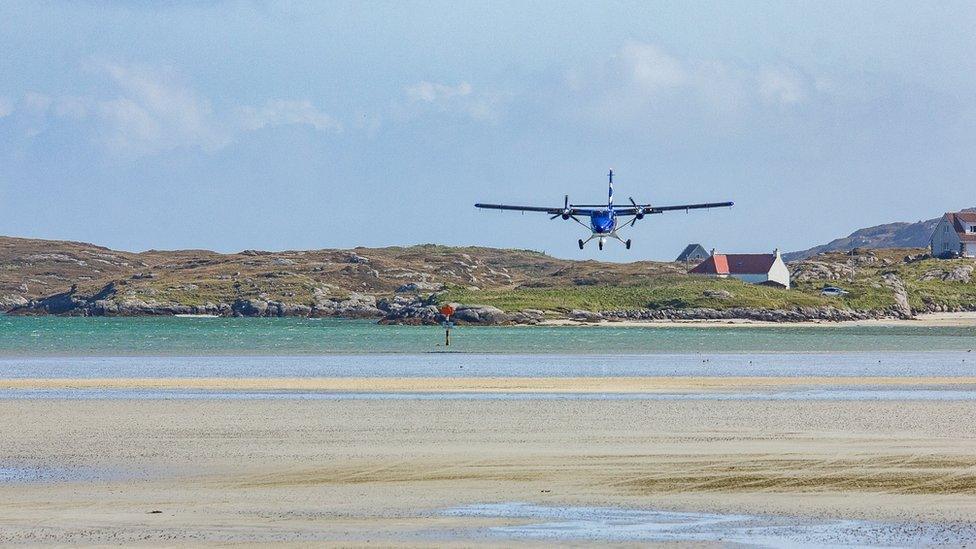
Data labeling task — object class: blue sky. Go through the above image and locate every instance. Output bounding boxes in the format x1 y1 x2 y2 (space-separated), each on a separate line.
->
1 1 975 260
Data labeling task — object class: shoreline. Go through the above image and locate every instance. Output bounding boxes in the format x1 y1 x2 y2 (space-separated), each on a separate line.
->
6 311 976 328
539 311 976 328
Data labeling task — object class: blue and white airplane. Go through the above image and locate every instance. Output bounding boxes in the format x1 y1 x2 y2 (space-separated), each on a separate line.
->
475 170 734 250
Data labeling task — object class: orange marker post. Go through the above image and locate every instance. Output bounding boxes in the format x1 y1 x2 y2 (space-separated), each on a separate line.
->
439 305 455 346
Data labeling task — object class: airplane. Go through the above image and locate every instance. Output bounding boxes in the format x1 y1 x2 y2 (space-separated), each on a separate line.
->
475 170 734 250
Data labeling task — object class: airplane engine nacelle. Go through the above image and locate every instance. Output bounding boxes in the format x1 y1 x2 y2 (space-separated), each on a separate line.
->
635 212 644 220
561 213 571 220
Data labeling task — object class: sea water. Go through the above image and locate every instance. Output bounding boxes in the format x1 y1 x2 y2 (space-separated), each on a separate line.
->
2 316 976 355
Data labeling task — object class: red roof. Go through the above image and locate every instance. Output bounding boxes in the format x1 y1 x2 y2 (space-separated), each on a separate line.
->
947 212 976 242
690 253 776 275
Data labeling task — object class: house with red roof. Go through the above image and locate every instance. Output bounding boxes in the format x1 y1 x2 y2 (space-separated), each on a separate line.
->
930 212 976 258
689 249 791 288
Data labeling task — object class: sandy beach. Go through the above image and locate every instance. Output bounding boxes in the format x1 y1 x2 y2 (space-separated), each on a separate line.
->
2 397 976 544
542 311 976 328
3 375 976 393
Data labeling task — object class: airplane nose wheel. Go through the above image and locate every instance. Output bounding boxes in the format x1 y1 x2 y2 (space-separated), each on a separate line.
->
626 239 632 250
598 241 603 250
578 239 584 250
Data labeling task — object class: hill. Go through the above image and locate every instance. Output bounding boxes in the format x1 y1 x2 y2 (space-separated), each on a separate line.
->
1 236 974 323
784 208 975 261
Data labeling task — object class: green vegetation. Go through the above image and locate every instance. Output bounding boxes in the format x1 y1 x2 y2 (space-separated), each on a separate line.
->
443 276 828 312
4 235 975 318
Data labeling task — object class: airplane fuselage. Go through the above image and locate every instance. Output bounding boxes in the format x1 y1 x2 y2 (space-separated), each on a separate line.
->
589 210 615 234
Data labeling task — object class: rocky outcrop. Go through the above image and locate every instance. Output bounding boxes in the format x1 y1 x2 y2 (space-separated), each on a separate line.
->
918 265 973 283
8 282 383 318
310 291 383 318
379 297 531 325
395 281 444 293
378 301 918 325
570 309 603 322
945 265 974 283
881 273 912 318
600 306 896 323
0 294 29 310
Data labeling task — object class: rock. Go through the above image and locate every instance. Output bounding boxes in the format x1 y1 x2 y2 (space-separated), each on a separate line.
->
395 281 445 293
312 292 383 318
881 273 912 318
918 269 946 282
570 309 603 322
232 298 268 317
453 305 509 324
511 309 544 324
131 272 156 280
944 265 973 283
703 290 734 299
0 294 29 310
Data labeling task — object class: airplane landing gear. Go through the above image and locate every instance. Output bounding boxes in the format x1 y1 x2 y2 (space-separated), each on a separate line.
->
578 239 584 250
598 240 603 250
626 239 632 249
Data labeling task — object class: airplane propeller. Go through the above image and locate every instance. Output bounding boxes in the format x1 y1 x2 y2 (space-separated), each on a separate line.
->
550 195 574 221
627 197 646 227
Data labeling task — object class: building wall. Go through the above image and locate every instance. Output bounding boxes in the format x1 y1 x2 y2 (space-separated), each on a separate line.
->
966 242 976 258
730 273 768 284
767 255 791 288
931 217 962 257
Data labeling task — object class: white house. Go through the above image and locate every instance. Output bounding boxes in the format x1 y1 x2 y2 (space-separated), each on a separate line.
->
930 212 976 258
690 249 791 288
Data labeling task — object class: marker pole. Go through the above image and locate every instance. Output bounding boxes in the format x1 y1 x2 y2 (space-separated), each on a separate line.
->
445 317 451 346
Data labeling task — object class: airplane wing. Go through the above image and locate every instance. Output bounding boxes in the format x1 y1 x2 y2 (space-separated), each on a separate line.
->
474 203 599 215
614 201 734 215
474 203 563 214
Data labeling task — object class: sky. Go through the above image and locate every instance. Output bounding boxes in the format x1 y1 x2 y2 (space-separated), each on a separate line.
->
1 1 975 261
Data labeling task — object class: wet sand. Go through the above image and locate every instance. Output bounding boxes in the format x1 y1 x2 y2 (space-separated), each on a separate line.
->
4 375 976 393
1 398 976 544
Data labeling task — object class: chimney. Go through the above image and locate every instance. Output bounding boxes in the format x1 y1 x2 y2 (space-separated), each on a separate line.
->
710 248 717 257
774 248 780 258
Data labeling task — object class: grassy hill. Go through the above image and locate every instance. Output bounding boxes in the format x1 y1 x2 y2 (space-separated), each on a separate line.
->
1 236 974 321
784 208 975 261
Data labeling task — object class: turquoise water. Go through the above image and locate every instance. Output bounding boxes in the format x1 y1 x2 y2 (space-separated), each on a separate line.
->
3 316 976 356
442 503 975 545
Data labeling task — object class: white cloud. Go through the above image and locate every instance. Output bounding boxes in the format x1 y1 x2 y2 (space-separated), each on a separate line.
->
13 61 343 157
23 91 53 114
403 81 502 122
617 42 686 92
53 95 89 120
406 81 473 103
238 99 342 133
759 69 806 105
97 62 229 155
567 42 814 127
0 96 12 118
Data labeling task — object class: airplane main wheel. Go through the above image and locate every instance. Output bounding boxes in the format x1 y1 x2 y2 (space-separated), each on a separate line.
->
626 239 632 250
578 239 584 250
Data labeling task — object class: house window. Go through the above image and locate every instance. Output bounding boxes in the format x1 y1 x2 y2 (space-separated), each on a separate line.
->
970 226 976 233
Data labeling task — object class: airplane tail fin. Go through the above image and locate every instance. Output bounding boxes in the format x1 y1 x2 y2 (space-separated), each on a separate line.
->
607 169 614 210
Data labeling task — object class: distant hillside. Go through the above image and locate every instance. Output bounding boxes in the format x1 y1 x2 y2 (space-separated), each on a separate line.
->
784 208 975 261
2 236 974 322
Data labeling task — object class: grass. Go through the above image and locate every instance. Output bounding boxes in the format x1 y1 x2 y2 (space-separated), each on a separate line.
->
442 276 828 312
